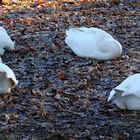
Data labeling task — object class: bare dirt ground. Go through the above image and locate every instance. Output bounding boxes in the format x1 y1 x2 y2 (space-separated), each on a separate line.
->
0 0 140 139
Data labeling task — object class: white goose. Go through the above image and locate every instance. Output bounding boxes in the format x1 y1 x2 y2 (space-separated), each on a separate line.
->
0 61 18 94
0 26 15 56
65 27 122 60
108 74 140 110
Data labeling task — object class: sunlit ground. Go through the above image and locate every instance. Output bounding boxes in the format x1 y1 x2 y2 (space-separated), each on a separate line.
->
0 0 140 139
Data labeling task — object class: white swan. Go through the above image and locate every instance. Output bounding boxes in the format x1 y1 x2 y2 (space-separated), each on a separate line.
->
108 74 140 110
0 26 15 56
0 62 18 94
65 27 122 60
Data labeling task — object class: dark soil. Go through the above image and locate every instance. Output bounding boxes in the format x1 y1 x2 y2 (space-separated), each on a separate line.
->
0 0 140 139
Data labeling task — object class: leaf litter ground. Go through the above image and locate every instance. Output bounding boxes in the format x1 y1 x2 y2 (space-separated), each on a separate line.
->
0 0 140 139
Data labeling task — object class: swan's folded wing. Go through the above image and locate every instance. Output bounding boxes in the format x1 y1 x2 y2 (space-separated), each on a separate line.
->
65 28 96 57
0 63 18 87
121 82 140 97
115 74 140 97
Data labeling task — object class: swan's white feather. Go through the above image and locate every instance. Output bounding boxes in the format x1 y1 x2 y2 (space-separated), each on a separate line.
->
108 74 140 110
115 74 140 97
0 26 15 56
65 27 122 60
0 62 18 94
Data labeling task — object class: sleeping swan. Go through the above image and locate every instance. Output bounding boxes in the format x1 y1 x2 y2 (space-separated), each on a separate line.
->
65 27 122 60
108 74 140 110
0 61 18 94
0 26 15 56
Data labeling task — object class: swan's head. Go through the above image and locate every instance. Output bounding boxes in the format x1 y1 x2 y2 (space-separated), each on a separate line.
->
98 39 122 60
